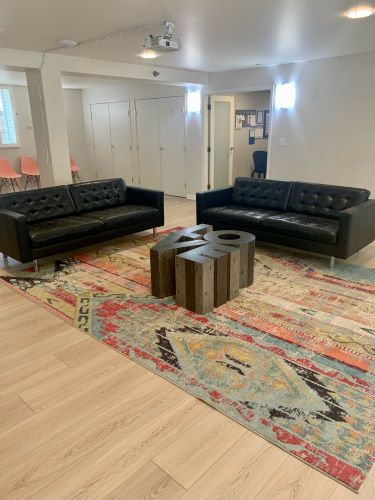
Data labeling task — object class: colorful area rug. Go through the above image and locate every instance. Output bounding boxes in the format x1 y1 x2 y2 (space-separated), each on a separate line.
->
1 229 374 492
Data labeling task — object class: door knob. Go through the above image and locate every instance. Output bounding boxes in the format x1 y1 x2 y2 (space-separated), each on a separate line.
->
160 147 165 151
111 145 115 149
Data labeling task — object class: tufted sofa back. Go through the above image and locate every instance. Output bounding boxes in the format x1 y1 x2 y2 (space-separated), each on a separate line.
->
232 178 292 210
287 182 370 219
0 186 76 223
69 178 126 214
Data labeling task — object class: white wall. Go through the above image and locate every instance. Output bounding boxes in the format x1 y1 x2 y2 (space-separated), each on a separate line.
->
81 80 204 197
208 52 375 196
0 84 89 186
62 89 90 180
232 91 270 178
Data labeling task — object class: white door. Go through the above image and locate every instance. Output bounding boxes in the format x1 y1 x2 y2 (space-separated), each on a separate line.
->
108 101 133 184
158 96 186 197
136 99 162 190
90 103 113 180
209 95 235 189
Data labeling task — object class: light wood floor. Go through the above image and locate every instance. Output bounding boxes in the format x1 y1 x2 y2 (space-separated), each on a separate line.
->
0 196 374 500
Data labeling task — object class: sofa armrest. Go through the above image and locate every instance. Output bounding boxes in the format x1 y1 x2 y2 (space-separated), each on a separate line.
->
196 187 233 224
336 200 375 258
126 187 164 226
0 209 33 263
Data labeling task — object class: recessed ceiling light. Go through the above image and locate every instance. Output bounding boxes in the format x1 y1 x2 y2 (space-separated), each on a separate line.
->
140 49 158 59
345 6 374 18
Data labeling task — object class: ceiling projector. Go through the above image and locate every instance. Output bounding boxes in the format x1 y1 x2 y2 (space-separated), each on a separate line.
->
144 21 181 52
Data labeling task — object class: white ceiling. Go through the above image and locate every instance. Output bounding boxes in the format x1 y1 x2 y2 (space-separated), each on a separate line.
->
0 0 375 72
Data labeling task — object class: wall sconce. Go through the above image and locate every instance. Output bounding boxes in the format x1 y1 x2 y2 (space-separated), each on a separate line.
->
275 82 296 110
187 91 201 113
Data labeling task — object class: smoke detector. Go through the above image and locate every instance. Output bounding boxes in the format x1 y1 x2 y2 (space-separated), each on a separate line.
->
144 21 180 52
57 39 78 48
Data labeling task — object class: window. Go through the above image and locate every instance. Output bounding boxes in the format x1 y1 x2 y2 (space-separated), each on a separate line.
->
0 88 18 146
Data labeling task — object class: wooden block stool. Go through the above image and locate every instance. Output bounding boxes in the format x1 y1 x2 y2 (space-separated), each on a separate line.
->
203 230 255 288
175 243 240 314
150 224 212 298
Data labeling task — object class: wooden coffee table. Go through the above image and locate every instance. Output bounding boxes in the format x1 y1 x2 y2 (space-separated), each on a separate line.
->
150 226 255 314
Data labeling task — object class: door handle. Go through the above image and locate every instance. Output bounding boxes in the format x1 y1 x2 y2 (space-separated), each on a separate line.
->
111 145 115 149
160 147 165 151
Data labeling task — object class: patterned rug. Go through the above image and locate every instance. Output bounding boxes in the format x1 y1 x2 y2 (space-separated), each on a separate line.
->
1 229 374 492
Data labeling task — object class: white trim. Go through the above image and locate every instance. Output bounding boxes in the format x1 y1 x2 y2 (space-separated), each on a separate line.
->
186 194 196 200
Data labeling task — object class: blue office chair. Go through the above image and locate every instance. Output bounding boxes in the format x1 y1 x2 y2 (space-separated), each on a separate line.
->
252 151 268 178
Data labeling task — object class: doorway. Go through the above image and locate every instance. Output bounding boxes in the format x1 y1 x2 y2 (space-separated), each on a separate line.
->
90 101 133 183
135 96 186 197
207 90 272 189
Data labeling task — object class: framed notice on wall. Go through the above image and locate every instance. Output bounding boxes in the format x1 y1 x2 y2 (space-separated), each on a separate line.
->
235 110 256 129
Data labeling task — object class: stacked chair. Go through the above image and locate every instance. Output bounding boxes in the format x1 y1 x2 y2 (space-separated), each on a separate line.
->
0 156 82 192
0 158 22 193
21 156 41 190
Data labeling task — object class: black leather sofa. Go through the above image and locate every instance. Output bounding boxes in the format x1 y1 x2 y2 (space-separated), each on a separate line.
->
197 177 375 263
0 178 164 270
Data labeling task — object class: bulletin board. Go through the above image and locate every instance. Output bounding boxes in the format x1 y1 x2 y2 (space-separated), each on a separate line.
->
235 108 270 143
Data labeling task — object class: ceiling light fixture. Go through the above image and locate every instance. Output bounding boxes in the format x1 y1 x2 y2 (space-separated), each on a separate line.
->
345 6 374 18
140 49 158 59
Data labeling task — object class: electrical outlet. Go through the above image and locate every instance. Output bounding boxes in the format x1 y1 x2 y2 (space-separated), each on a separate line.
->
279 137 287 146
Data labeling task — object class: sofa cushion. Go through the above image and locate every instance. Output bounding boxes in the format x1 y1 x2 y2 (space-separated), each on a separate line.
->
82 205 160 229
0 186 76 223
202 205 283 228
261 212 340 244
232 178 293 210
69 178 127 214
28 216 105 248
287 182 370 219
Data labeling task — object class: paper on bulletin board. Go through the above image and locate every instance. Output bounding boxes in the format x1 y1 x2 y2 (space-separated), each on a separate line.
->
250 115 256 127
256 111 263 124
255 126 264 139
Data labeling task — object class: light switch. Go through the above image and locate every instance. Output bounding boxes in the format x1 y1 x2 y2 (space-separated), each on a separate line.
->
280 137 287 146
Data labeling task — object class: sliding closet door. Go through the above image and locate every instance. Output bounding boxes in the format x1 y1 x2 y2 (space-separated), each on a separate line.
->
135 99 162 190
90 103 113 179
158 96 186 197
108 101 133 184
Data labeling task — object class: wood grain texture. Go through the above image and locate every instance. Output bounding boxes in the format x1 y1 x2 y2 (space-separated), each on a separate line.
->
103 462 185 500
0 195 374 499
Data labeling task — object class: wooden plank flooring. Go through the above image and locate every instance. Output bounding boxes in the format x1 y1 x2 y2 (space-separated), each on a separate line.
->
0 195 374 499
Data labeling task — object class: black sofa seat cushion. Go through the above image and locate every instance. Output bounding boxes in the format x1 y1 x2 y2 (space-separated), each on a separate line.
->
82 205 160 230
232 178 293 210
261 212 340 244
28 216 105 248
202 205 283 227
69 179 127 214
287 182 370 219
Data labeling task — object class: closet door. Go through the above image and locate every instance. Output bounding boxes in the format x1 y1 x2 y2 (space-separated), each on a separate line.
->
135 99 162 190
158 96 186 197
108 101 133 184
90 103 114 179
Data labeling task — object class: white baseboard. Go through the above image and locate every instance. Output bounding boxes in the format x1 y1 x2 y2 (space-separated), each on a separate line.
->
186 194 196 201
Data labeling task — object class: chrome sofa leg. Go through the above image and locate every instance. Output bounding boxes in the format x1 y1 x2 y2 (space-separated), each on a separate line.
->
330 256 335 269
153 227 157 238
33 259 39 272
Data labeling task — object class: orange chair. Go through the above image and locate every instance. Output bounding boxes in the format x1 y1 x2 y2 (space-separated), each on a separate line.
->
21 156 41 190
70 158 81 183
0 158 21 193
